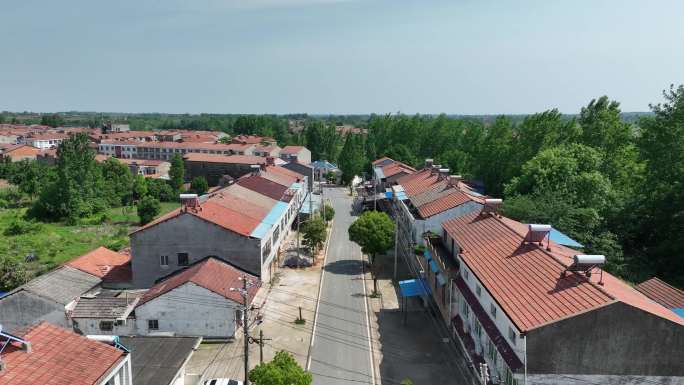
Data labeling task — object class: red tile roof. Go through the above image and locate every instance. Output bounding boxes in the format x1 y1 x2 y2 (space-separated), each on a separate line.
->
0 321 125 385
635 277 684 309
139 258 260 306
280 145 307 154
1 144 41 158
232 135 272 144
184 153 266 164
65 246 132 283
133 201 261 237
444 212 684 331
237 174 289 201
444 212 614 332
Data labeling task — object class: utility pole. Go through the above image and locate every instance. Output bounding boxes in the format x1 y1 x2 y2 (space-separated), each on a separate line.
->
231 276 254 385
250 329 271 364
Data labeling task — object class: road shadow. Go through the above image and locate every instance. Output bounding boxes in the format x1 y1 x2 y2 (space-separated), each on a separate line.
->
376 302 472 385
324 259 364 275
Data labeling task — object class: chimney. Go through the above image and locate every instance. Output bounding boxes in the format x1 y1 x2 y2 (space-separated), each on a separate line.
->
180 193 200 212
438 168 450 180
482 198 503 215
266 156 275 166
425 158 434 169
448 175 462 187
250 164 261 175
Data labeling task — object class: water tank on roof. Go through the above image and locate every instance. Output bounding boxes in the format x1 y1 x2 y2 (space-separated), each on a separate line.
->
573 254 606 265
180 193 199 200
529 224 551 233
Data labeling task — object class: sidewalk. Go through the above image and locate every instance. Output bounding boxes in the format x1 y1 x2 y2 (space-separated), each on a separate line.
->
363 252 476 385
186 222 332 383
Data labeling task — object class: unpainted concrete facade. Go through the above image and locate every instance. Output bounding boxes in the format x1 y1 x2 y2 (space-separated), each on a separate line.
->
184 160 256 186
135 282 239 337
527 301 684 377
71 317 136 336
130 213 261 288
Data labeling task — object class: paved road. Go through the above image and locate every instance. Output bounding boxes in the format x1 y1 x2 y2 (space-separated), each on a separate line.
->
309 187 375 385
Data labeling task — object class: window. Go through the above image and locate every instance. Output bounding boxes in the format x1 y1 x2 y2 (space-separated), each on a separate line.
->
99 321 113 331
177 253 189 266
461 300 470 318
148 320 159 330
474 320 482 338
490 303 497 319
160 255 169 266
487 339 498 363
462 269 469 281
441 284 447 306
476 285 482 297
508 327 516 343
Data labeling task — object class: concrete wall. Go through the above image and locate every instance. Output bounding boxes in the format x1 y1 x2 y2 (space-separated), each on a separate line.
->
0 290 68 332
527 301 684 376
135 282 239 337
130 213 261 288
527 374 684 385
71 317 136 336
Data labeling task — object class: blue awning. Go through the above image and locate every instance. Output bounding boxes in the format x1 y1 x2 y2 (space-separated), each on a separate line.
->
429 260 440 273
423 250 432 261
399 278 431 297
436 273 447 286
673 308 684 318
549 227 583 248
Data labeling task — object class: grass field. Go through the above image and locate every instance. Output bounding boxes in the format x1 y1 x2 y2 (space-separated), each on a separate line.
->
0 202 179 276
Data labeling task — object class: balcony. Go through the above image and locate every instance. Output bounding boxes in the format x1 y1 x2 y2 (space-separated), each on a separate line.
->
425 236 459 278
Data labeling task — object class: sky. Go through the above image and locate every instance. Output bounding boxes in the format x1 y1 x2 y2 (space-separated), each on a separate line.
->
1 0 682 114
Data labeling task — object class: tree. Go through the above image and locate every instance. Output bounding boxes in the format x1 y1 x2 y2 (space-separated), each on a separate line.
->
29 133 107 222
348 211 394 292
218 136 231 144
0 257 30 292
630 84 684 285
7 160 45 199
101 158 134 206
146 179 176 202
301 216 326 254
169 153 185 191
249 351 312 385
40 113 65 128
337 134 366 185
137 196 161 225
190 176 209 195
131 175 148 202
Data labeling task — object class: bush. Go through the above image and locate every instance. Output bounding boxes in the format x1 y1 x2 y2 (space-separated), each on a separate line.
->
0 257 30 291
0 187 23 208
322 203 335 222
137 196 161 225
3 217 42 236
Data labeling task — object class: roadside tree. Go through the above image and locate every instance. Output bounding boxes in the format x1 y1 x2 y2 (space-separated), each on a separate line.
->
348 210 394 293
249 351 312 385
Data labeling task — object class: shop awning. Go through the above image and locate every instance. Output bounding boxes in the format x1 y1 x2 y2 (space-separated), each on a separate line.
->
399 278 431 297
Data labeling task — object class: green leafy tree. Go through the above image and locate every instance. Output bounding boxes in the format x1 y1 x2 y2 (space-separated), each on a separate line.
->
218 136 231 144
146 179 176 202
137 196 161 225
249 351 312 385
301 216 326 254
7 160 45 199
348 211 394 292
473 116 518 196
190 176 209 195
630 84 684 284
101 158 134 206
30 133 107 222
169 153 185 191
40 113 65 128
305 121 341 161
337 134 366 185
131 174 148 202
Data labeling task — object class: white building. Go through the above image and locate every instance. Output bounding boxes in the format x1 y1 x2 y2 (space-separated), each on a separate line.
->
134 257 259 337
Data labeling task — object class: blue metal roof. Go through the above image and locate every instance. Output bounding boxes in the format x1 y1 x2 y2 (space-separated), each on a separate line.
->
0 291 6 298
311 160 338 169
399 278 431 297
291 182 302 190
673 308 684 318
549 228 583 248
374 166 385 179
250 201 289 239
430 260 440 273
300 192 321 215
423 250 432 261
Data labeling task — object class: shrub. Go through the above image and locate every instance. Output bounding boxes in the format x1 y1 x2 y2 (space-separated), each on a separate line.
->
137 196 161 225
322 203 335 222
3 217 42 236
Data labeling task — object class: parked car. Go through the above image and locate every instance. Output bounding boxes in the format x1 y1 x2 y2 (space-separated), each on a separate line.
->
203 379 242 385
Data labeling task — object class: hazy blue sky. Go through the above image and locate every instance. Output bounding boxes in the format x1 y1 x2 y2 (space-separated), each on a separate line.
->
1 0 682 114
